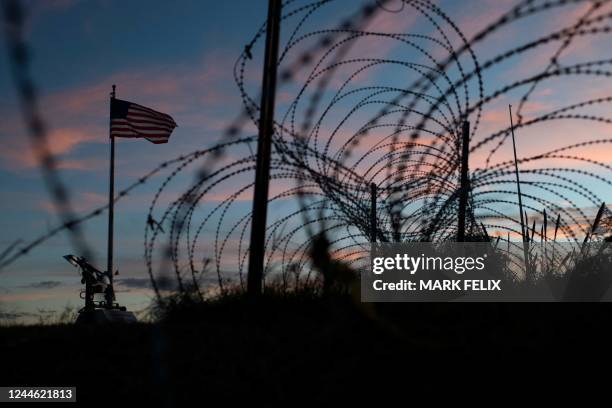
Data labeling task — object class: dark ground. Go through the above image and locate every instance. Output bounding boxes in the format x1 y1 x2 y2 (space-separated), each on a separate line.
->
2 293 612 405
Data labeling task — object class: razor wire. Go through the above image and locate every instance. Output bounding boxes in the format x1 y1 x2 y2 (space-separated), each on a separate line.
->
2 0 612 299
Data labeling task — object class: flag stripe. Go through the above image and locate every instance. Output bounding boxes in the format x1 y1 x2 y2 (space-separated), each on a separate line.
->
129 109 174 123
112 129 172 136
130 112 174 123
112 124 174 132
124 116 175 128
130 104 173 117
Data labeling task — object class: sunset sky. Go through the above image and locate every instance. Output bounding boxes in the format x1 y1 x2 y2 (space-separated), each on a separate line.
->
1 0 612 322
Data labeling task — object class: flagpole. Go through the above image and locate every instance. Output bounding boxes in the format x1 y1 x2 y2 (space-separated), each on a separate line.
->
106 84 116 308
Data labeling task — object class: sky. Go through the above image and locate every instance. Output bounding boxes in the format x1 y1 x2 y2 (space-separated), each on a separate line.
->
1 0 612 323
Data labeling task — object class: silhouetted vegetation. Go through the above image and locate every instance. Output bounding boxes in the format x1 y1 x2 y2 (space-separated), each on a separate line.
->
3 288 612 404
2 0 612 402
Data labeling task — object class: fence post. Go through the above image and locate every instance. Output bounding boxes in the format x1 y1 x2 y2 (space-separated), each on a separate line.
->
457 121 470 242
370 183 377 243
247 0 282 297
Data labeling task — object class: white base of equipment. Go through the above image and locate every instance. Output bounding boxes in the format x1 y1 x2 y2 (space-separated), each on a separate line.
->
75 308 137 325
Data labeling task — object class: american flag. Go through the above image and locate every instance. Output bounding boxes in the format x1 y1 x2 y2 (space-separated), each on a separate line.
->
110 98 177 144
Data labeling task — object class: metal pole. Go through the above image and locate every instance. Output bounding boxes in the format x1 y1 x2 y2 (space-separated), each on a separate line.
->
247 0 282 296
457 121 469 242
509 105 530 277
106 84 116 307
370 183 377 243
509 105 526 242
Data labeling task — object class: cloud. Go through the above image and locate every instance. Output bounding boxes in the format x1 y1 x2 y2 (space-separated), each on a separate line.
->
47 128 101 155
0 124 104 170
0 292 57 302
30 0 80 13
0 48 243 172
18 281 63 289
117 276 176 291
116 277 151 289
39 191 106 214
0 311 38 321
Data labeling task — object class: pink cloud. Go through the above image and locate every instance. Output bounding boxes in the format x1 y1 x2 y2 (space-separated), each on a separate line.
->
39 191 107 214
47 128 100 156
0 47 247 174
0 126 102 169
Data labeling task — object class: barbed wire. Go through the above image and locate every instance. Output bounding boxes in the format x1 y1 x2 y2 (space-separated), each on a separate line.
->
2 0 612 298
